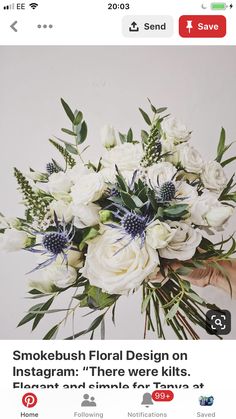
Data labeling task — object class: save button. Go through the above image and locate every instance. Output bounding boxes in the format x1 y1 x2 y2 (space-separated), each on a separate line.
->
179 15 226 38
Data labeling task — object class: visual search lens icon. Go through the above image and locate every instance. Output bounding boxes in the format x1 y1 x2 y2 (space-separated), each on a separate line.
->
29 2 38 9
206 309 231 335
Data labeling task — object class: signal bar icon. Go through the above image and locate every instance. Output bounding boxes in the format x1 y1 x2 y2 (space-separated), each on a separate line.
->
3 3 14 9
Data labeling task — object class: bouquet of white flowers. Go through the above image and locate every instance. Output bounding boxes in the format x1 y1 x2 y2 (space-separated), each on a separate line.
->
1 99 235 340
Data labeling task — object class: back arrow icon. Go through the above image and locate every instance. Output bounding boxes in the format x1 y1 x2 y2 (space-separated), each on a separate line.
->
10 21 18 32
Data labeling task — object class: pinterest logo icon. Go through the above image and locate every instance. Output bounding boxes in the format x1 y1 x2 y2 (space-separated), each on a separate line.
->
22 393 38 408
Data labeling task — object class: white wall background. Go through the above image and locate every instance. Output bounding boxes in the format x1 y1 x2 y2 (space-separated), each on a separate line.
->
0 46 235 340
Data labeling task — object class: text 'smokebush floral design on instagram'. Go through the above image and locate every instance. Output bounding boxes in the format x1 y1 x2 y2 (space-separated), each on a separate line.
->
0 99 235 340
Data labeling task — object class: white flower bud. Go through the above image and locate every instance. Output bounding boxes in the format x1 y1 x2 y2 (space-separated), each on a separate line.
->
101 125 117 148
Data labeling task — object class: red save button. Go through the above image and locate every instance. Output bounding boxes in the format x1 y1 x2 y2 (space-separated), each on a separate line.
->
179 15 226 38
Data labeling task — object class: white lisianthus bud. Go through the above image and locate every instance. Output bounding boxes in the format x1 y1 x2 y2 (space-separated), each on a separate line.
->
29 262 77 293
25 171 47 182
101 125 117 148
99 210 113 223
0 229 29 251
201 161 227 192
57 249 84 269
146 220 176 249
205 205 234 228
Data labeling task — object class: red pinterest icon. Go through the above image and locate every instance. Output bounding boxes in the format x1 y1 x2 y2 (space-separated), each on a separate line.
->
22 393 38 408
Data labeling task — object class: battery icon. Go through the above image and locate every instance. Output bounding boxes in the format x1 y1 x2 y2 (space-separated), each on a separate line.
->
211 2 228 10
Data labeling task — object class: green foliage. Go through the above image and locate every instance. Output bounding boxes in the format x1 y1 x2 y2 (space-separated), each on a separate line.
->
60 98 88 150
216 127 235 165
118 128 136 144
219 175 236 203
140 100 169 167
75 285 118 311
65 313 106 340
14 168 51 222
78 226 100 251
49 139 76 168
163 204 189 220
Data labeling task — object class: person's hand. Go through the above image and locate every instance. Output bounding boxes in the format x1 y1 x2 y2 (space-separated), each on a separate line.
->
154 259 236 298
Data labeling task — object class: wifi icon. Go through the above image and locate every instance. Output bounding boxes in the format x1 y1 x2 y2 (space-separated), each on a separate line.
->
29 3 38 9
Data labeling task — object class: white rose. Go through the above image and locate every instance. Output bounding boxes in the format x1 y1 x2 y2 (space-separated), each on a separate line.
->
205 205 234 228
178 144 204 174
147 162 176 188
159 222 202 260
162 117 190 143
29 262 77 293
0 229 28 251
81 227 160 295
102 143 143 171
67 164 92 184
72 203 101 228
175 181 198 206
48 172 72 196
190 191 217 226
49 200 73 223
146 220 176 249
101 124 117 148
71 173 106 205
201 161 227 191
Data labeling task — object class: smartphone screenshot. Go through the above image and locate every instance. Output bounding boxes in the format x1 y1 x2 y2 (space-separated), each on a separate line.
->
0 1 235 417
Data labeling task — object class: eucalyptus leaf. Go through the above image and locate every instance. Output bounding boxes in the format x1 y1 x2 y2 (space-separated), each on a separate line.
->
139 108 152 125
141 293 153 314
65 313 106 340
187 292 205 304
65 143 78 155
32 297 55 331
120 191 136 210
61 98 75 124
74 111 83 126
165 302 179 321
61 128 77 136
127 128 133 143
141 130 149 143
79 121 88 143
43 324 59 340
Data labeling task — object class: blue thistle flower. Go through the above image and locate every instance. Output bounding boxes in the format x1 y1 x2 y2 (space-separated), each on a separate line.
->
159 181 176 202
26 213 75 272
107 205 151 251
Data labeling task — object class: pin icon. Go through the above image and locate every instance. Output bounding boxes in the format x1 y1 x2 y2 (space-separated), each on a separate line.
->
22 393 38 408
